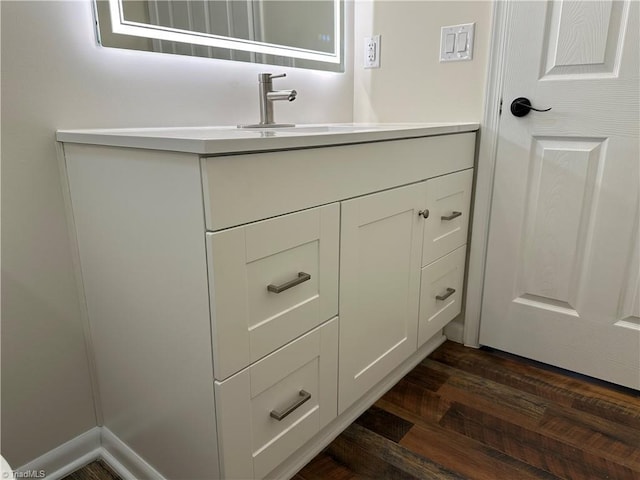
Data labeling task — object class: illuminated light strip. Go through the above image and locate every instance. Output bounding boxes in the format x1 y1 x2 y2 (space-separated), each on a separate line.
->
108 0 341 64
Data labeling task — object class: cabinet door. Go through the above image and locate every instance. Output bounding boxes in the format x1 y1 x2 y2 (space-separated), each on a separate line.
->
339 183 424 413
207 203 339 380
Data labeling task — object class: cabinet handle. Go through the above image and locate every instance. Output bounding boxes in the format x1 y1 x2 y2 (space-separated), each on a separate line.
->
436 287 456 301
418 209 430 219
267 272 311 293
441 211 462 221
270 390 311 421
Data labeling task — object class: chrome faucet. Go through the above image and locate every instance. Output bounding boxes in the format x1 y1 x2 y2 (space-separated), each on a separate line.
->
239 73 297 128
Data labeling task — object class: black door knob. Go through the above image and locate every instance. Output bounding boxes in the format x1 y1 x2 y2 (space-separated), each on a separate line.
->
510 97 552 117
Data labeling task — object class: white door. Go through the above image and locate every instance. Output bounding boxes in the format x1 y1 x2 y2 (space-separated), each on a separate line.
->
339 183 424 414
481 1 639 388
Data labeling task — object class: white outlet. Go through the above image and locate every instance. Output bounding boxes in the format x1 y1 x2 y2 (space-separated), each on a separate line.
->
364 35 381 68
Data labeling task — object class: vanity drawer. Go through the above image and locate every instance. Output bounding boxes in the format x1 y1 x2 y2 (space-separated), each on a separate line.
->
422 168 473 266
215 318 338 480
207 203 339 380
202 133 476 231
418 245 466 347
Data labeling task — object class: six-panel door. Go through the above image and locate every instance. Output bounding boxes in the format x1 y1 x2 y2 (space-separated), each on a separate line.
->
338 183 425 414
480 1 640 388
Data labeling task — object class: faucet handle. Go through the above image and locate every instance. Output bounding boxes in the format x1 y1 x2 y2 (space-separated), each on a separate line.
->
258 73 286 83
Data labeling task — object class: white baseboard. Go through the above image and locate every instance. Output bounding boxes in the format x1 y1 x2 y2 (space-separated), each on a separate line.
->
100 428 165 480
11 427 164 480
14 428 101 480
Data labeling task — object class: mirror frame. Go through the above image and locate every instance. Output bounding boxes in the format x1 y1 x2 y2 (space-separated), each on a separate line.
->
106 0 342 64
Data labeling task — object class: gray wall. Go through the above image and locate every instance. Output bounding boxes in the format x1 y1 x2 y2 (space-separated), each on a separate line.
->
1 0 353 467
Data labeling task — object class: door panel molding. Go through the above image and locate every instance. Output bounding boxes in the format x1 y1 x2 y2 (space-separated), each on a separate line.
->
516 137 606 312
618 198 640 325
542 0 629 79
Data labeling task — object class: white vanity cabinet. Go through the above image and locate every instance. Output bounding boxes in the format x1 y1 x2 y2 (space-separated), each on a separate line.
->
57 124 477 480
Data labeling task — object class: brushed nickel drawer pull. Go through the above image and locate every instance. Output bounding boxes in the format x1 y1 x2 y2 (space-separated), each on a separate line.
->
436 287 456 301
267 272 311 293
270 390 311 421
441 211 462 221
418 209 430 219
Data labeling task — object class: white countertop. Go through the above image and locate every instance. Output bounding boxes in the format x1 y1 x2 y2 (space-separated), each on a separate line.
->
56 123 479 155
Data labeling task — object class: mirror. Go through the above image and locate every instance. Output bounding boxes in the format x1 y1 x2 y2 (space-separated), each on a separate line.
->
94 0 343 72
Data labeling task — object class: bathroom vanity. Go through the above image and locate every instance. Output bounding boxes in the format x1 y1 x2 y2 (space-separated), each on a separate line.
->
57 123 477 480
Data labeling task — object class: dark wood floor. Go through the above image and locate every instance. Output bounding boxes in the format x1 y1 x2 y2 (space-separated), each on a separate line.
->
63 459 121 480
65 341 640 480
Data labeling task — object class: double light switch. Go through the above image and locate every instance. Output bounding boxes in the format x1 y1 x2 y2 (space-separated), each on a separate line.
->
440 23 474 62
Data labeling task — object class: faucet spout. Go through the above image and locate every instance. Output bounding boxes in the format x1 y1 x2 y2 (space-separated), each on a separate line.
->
267 89 297 102
238 73 298 128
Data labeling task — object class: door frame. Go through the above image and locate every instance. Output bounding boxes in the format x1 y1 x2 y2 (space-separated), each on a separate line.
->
463 0 512 346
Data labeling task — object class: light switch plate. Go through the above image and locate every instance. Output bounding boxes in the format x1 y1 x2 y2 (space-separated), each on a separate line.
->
440 23 475 62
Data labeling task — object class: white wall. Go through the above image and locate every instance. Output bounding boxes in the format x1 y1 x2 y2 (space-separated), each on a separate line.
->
354 1 492 122
0 0 353 467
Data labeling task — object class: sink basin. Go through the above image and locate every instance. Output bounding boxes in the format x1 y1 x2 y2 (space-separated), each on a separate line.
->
266 124 423 135
237 124 388 135
274 125 376 134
